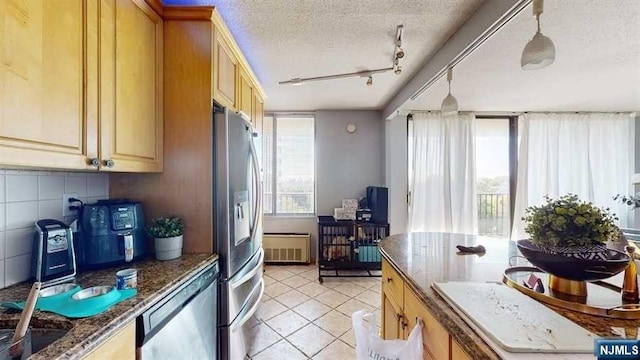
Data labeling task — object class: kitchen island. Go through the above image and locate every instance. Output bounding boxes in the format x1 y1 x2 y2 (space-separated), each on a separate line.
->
379 233 640 359
0 253 217 359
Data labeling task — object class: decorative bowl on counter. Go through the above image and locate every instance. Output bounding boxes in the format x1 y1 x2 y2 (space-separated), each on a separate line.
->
516 239 630 281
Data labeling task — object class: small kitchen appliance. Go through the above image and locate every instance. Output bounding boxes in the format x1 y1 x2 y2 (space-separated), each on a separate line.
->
31 219 76 286
76 199 148 269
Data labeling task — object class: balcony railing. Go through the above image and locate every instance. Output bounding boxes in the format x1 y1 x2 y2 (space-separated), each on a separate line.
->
477 193 510 237
263 192 314 214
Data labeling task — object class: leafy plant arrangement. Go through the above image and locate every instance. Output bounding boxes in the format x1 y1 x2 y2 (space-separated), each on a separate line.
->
614 193 640 209
523 194 618 248
146 216 183 238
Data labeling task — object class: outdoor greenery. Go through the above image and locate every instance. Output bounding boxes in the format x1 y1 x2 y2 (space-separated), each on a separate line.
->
147 216 184 238
523 194 618 247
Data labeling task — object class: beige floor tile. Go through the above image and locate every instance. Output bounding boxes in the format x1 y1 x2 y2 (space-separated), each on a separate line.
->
332 283 367 298
299 268 320 280
335 298 374 317
265 310 309 337
368 281 381 290
292 299 331 321
298 282 329 297
264 282 293 298
247 323 282 356
354 289 381 308
285 265 316 274
313 310 352 336
315 289 350 308
263 274 278 286
268 269 296 281
262 293 272 302
281 275 311 288
252 340 307 360
312 339 355 359
338 328 355 348
275 289 311 309
257 299 288 321
286 323 335 357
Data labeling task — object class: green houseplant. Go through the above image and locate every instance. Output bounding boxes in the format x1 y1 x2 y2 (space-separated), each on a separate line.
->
147 216 184 260
522 194 618 258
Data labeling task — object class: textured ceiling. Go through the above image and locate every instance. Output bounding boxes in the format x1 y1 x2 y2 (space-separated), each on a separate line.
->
164 0 485 111
402 0 640 112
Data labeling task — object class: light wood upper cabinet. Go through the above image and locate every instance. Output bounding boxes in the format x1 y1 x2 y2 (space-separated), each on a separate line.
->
0 0 94 169
238 66 253 121
253 92 264 130
213 28 238 110
100 0 163 172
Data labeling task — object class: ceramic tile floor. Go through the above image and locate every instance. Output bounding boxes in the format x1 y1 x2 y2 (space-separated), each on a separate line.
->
247 265 382 359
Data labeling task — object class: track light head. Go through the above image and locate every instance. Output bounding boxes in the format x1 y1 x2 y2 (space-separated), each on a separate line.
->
394 66 402 75
366 76 373 86
395 45 405 59
521 0 555 70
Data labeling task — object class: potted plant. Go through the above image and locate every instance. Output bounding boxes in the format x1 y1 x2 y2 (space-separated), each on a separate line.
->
522 194 618 260
147 216 184 261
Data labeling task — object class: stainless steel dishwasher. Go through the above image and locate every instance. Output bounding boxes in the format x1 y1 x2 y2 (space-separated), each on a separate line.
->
137 262 218 359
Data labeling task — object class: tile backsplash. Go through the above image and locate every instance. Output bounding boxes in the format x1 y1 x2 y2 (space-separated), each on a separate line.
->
0 170 109 288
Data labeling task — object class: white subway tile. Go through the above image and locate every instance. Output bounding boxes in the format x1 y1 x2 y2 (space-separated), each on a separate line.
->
6 201 38 230
5 254 31 286
5 228 33 258
0 260 5 289
0 204 4 231
5 174 38 202
0 231 5 259
65 175 87 198
0 174 5 203
38 175 65 200
39 199 63 221
87 174 108 197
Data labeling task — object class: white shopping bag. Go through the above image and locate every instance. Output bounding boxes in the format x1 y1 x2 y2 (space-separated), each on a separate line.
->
352 310 423 360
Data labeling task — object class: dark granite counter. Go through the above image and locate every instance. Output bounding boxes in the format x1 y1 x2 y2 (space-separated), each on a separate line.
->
379 233 640 359
0 253 217 359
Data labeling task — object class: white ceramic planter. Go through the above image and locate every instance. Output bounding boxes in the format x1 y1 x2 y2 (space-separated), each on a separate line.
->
154 235 183 260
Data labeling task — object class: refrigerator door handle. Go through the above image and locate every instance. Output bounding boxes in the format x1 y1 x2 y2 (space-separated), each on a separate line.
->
249 134 262 240
230 248 264 289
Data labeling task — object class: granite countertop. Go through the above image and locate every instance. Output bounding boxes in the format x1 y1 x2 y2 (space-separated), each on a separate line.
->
0 253 217 359
379 233 640 359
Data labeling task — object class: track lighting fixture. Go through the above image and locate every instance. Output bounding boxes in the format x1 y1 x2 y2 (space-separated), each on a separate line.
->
279 25 405 86
521 0 555 70
440 68 458 115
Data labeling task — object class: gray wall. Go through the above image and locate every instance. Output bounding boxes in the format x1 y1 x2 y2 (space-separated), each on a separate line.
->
263 110 386 261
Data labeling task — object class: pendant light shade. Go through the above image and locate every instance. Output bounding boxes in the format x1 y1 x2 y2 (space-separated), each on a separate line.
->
521 0 555 70
441 68 458 115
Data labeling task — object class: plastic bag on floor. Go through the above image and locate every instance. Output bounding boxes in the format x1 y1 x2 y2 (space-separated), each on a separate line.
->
352 310 423 360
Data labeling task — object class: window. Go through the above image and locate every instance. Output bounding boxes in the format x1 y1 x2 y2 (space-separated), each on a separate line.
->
262 114 315 215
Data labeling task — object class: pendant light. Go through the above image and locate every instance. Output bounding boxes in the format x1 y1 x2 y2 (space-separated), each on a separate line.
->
521 0 555 70
440 67 458 115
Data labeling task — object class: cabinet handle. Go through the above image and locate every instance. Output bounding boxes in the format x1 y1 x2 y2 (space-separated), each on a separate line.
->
399 314 407 329
104 159 115 168
88 158 100 167
386 277 392 283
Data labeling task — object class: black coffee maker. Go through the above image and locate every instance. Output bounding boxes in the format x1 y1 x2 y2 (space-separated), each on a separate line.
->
31 219 76 286
75 199 148 269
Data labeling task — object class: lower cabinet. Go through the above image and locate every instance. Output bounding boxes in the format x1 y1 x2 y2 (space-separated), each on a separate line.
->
381 258 473 360
82 321 135 360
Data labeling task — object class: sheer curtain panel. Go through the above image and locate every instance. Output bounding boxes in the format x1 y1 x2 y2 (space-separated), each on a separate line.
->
409 112 477 234
512 112 634 240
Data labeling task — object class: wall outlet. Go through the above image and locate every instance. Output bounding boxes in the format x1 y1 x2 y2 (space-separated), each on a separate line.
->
62 193 79 217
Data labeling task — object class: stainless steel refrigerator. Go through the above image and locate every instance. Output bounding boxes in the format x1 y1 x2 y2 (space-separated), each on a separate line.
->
213 103 264 360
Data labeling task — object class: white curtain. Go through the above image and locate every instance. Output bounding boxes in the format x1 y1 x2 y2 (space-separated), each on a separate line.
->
409 112 477 234
512 113 634 240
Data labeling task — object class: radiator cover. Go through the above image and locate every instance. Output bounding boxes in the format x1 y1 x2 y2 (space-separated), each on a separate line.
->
263 233 310 263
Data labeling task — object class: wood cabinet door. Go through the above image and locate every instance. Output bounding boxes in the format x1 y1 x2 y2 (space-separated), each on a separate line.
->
382 289 403 340
404 283 450 360
0 0 96 170
238 67 253 122
451 339 472 360
100 0 163 172
82 322 135 359
213 28 237 110
253 93 264 131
